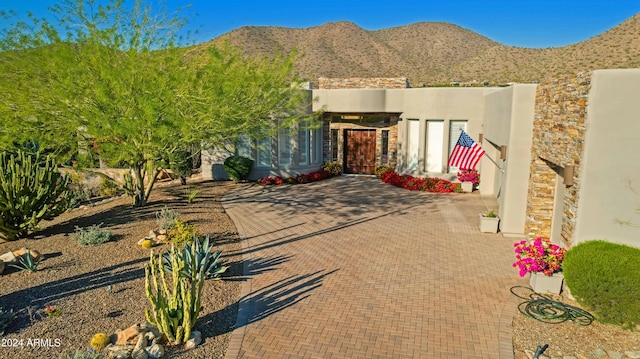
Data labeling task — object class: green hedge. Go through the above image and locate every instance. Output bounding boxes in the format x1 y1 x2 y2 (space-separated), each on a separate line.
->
223 155 253 183
563 240 640 329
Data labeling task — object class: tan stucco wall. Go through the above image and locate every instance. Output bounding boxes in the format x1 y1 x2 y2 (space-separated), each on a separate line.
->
573 69 640 247
481 85 537 237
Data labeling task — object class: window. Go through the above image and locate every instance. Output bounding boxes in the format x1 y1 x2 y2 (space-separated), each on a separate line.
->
448 120 467 172
237 134 252 159
331 129 339 162
299 123 309 165
278 127 292 166
257 134 271 167
313 127 322 164
381 130 389 164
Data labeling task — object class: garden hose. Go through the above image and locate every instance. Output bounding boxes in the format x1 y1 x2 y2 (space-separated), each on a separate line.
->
510 286 595 325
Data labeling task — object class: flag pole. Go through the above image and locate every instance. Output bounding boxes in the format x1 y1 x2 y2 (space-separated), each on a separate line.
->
482 153 505 173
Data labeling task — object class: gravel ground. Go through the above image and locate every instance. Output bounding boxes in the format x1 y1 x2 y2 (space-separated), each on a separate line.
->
0 178 244 359
512 290 640 359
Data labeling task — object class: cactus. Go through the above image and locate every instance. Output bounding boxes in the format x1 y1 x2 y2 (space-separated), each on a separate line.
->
89 333 110 352
145 244 207 345
0 150 71 240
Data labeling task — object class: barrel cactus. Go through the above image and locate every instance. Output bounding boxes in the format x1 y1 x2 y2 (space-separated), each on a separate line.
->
0 150 71 240
89 332 110 351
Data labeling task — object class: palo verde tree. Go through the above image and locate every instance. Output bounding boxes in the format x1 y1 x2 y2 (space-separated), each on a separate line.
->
0 0 311 206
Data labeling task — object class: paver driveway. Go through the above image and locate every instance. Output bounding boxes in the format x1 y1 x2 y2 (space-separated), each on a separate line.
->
222 176 526 359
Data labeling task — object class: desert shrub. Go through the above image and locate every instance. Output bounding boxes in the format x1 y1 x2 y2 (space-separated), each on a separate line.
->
374 164 392 177
185 188 199 203
99 176 121 197
154 207 180 231
563 240 640 329
223 155 254 183
0 150 71 240
170 150 193 185
322 161 342 176
167 219 199 248
73 224 113 245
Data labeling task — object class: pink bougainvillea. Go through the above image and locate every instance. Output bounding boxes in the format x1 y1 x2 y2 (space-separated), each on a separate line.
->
457 169 480 184
512 237 566 277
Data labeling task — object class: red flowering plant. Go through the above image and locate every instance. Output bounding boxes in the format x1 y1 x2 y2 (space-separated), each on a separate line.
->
257 170 333 186
512 237 566 277
379 171 458 193
457 169 479 184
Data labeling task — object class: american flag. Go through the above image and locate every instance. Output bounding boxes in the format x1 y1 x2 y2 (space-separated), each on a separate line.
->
448 131 485 170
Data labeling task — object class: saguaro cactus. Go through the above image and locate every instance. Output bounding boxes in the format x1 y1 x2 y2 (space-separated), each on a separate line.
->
0 150 71 240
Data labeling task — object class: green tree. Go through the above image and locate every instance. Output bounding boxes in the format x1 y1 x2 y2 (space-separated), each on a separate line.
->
0 0 311 206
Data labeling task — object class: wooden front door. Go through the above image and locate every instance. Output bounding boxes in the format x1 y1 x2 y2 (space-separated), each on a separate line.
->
344 129 376 174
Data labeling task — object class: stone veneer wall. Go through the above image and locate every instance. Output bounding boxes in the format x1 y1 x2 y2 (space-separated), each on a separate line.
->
318 77 409 89
525 72 591 247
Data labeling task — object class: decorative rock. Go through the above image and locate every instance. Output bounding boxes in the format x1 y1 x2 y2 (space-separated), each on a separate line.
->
185 330 202 349
608 352 623 359
114 323 144 345
626 352 640 359
594 349 608 358
105 344 134 359
155 234 168 243
145 339 165 359
131 334 148 359
140 323 162 342
0 252 16 264
13 248 42 262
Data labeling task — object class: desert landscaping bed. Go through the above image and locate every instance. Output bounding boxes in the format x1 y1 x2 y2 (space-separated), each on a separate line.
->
0 179 243 359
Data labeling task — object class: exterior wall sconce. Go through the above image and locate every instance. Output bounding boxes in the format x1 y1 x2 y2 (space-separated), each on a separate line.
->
500 145 507 160
478 133 483 143
563 164 574 186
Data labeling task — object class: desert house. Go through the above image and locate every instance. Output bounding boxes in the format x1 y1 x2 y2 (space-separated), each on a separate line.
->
202 69 640 248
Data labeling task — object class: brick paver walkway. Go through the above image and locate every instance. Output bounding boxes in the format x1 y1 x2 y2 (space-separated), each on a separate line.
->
222 177 526 359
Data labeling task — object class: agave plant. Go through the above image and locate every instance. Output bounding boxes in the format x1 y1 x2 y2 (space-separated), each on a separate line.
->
10 250 41 272
162 236 227 282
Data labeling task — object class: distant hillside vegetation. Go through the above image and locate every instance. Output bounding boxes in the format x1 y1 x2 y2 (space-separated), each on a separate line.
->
204 14 640 86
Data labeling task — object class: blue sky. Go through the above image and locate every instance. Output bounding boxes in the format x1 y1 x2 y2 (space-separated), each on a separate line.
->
1 1 639 48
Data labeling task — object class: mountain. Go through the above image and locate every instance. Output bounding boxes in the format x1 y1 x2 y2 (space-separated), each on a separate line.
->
207 14 640 86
